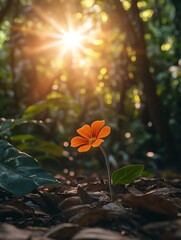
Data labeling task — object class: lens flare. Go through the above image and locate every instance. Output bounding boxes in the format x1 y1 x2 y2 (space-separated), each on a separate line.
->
62 30 82 51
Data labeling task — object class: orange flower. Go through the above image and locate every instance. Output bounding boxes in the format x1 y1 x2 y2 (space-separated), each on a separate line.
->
71 120 111 152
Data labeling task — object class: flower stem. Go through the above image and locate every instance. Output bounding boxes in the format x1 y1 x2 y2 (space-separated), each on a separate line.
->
99 145 114 201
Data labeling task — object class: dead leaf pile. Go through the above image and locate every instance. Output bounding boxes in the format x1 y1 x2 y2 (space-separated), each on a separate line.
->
0 174 181 239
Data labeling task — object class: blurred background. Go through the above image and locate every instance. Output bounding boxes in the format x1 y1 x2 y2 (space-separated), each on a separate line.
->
0 0 181 175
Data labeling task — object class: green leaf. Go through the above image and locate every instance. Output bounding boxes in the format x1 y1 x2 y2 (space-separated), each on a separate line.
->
10 135 63 157
18 140 63 157
10 134 64 157
0 118 44 137
23 97 79 118
10 134 36 141
0 140 62 196
111 164 144 185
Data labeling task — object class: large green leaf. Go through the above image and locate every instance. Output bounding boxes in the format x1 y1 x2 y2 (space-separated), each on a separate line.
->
0 140 61 196
111 164 144 185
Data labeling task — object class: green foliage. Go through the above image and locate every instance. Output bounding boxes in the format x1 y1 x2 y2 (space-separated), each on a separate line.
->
12 135 63 157
0 118 44 137
0 140 61 196
23 96 79 119
111 164 144 185
0 117 63 155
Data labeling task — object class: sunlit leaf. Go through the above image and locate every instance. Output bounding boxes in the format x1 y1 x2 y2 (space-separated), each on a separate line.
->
23 97 79 118
10 134 35 141
0 140 61 195
111 164 144 185
139 9 154 21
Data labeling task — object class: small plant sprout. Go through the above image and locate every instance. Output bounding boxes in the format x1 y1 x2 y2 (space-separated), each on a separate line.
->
71 120 113 200
71 120 144 202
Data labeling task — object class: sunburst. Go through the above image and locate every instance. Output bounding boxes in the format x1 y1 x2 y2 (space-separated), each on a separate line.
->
21 6 93 62
61 30 82 52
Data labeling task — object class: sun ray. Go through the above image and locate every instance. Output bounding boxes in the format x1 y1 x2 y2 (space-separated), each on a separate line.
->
15 5 96 61
26 41 63 55
33 6 65 34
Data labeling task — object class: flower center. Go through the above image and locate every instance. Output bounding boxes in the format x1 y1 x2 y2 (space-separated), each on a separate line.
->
89 137 96 144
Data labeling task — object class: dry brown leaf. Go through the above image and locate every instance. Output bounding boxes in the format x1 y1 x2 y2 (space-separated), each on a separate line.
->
27 226 48 237
69 208 120 226
72 227 133 240
25 193 49 212
63 204 91 219
58 196 82 210
127 187 144 196
146 186 181 196
122 193 179 217
102 202 126 213
45 223 81 240
85 183 108 192
31 237 53 240
0 204 24 221
143 219 181 240
0 223 31 240
77 185 93 204
6 199 34 217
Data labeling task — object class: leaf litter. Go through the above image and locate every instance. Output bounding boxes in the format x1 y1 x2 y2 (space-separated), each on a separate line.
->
0 173 181 239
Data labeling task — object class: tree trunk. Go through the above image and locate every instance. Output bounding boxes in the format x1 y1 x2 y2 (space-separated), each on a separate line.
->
112 0 180 167
132 0 179 167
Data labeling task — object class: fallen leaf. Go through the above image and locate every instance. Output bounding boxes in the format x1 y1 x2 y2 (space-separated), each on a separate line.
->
69 208 120 226
45 223 81 240
77 185 93 204
72 227 131 240
0 223 31 240
143 219 181 240
102 202 126 213
58 196 82 211
122 193 179 217
63 204 91 219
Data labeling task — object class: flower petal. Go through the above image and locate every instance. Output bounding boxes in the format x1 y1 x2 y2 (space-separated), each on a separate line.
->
78 144 91 152
71 136 88 147
77 124 92 139
92 139 104 147
91 120 105 138
97 126 111 139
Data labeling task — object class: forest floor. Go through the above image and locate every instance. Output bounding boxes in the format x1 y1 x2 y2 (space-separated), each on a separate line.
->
0 173 181 240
